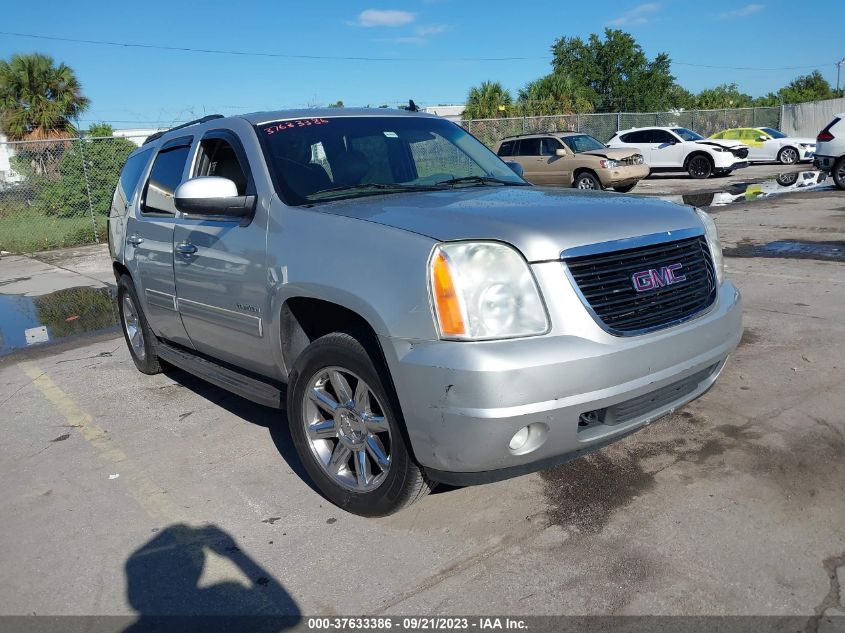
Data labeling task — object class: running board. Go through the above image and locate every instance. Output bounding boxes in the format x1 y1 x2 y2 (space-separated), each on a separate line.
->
156 341 283 409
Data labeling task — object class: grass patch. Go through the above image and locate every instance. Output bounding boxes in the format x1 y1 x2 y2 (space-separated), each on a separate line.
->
0 206 107 253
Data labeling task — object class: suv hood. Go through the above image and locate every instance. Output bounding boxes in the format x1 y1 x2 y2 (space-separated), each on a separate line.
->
581 147 642 160
315 187 702 262
697 139 747 150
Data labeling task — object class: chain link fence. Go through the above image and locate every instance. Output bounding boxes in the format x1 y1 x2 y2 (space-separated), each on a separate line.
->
462 106 781 149
0 135 145 254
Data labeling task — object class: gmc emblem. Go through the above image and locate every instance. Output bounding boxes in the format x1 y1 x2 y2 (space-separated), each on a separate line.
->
631 263 686 292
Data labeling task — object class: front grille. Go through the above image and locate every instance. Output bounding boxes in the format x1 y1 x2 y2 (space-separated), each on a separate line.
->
731 147 749 159
619 154 644 166
565 236 717 335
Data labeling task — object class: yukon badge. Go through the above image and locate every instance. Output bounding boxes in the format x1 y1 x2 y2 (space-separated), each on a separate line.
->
631 263 686 293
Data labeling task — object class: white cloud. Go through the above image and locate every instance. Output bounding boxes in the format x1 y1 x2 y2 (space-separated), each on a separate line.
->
719 3 764 18
355 9 416 27
376 23 452 45
608 3 661 26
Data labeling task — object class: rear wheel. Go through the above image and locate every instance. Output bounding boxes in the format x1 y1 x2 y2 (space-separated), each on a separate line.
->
287 332 434 516
687 154 713 179
777 146 799 165
573 172 601 190
117 275 163 375
833 157 845 190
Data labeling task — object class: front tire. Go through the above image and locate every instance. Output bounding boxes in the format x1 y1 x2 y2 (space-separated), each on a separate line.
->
573 172 601 190
832 157 845 191
117 275 163 375
777 146 799 165
287 332 433 516
687 154 713 179
613 183 637 193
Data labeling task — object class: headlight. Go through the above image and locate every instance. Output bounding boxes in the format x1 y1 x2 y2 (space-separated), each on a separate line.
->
633 154 644 164
695 208 724 284
599 159 619 168
430 241 549 340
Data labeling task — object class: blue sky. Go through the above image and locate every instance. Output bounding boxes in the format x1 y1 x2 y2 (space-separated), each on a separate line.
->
1 0 843 128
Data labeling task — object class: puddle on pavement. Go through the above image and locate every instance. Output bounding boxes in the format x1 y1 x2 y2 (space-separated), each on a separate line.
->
723 240 845 262
0 286 119 356
660 170 833 208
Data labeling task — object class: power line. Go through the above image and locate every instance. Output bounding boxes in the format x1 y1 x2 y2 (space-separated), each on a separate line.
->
0 31 548 62
672 61 830 71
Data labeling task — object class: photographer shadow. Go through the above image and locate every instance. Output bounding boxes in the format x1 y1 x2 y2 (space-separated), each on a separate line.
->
123 523 301 632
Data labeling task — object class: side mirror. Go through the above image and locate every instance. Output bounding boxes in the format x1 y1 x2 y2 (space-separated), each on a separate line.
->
555 148 567 157
174 177 255 217
757 135 768 142
505 161 524 177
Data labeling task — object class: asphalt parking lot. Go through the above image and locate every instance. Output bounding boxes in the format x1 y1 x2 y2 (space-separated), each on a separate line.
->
1 164 843 627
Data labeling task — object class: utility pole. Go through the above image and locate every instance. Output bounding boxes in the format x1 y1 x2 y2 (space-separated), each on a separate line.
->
838 58 845 94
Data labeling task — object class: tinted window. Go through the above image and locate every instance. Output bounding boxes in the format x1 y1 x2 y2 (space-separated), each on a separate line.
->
196 138 249 195
760 127 786 139
540 138 561 156
497 140 515 157
517 138 541 156
143 145 191 215
118 149 152 202
654 130 678 144
620 130 652 143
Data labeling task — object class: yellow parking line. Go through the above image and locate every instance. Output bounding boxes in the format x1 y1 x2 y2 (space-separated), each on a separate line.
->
21 362 186 523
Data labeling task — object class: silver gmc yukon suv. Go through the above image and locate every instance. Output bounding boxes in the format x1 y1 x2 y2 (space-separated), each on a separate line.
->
108 109 742 516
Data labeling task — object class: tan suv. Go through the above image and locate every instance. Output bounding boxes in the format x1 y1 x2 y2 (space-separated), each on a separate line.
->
495 132 649 192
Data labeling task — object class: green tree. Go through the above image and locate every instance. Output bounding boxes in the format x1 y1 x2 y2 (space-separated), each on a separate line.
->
463 81 513 119
695 83 755 109
37 123 136 218
550 29 682 112
516 72 593 115
777 70 840 103
0 53 89 141
327 100 344 108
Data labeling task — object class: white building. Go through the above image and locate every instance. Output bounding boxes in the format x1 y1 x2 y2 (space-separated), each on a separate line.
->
110 128 167 147
422 105 465 122
0 134 24 190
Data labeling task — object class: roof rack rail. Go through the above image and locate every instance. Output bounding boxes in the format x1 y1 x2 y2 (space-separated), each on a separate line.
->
500 129 576 140
143 114 225 145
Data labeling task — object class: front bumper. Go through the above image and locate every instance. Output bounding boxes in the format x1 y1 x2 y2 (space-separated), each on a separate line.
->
597 164 650 188
380 275 742 483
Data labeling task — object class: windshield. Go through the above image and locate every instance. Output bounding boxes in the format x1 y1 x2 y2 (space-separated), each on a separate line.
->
560 134 606 153
256 115 526 204
672 127 704 141
760 127 786 139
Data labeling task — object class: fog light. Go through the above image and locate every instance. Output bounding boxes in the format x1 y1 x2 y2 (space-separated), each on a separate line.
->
509 426 530 451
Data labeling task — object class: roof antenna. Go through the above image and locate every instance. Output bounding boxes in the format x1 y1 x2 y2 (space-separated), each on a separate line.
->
407 99 420 112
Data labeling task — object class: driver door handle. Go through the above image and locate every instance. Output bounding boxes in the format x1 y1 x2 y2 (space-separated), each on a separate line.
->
127 234 143 246
175 242 197 255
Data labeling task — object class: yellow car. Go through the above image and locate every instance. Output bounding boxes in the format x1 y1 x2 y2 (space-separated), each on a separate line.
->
709 127 816 165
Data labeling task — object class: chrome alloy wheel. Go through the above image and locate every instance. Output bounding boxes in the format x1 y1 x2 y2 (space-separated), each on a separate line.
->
121 295 146 361
780 147 798 164
576 175 597 189
301 366 392 492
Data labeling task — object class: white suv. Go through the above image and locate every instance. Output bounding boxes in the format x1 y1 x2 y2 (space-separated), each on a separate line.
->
815 114 845 190
607 126 749 179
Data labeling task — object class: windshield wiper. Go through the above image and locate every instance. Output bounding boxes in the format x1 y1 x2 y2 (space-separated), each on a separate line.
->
435 175 526 187
308 182 443 200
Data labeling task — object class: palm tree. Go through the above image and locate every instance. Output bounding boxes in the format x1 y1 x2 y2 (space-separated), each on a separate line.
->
0 53 90 175
463 81 513 120
517 73 593 116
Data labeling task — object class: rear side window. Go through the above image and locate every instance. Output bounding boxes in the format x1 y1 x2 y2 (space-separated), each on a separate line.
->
142 144 191 215
653 130 676 144
118 149 152 202
517 138 541 156
620 130 652 143
497 140 515 157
